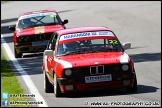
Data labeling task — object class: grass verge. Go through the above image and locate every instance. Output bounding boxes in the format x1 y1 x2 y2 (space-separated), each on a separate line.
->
1 1 10 4
1 50 31 107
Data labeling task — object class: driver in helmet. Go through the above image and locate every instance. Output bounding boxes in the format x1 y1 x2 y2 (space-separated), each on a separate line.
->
21 18 33 28
64 42 77 53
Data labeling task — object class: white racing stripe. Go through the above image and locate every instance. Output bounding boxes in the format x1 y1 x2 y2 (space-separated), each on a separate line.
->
1 34 48 107
54 58 72 69
120 52 129 64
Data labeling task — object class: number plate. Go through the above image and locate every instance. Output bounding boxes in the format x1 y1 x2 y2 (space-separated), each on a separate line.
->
32 40 49 46
85 74 112 83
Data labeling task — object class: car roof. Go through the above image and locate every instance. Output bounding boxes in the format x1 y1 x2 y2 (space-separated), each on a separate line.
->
19 9 56 18
56 26 112 36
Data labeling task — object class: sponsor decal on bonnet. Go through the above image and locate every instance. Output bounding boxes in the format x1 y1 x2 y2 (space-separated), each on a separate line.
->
35 26 45 34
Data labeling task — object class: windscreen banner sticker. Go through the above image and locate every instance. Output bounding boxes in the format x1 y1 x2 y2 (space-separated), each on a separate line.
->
59 31 115 41
19 12 57 20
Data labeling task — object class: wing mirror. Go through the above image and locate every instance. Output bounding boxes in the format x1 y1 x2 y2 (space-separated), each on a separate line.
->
63 19 68 24
44 50 53 57
9 25 16 31
122 42 131 50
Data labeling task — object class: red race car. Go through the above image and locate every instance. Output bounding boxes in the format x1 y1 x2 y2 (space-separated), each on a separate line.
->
9 9 68 58
42 26 137 97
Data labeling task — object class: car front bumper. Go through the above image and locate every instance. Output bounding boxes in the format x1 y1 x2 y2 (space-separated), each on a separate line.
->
14 42 48 53
57 72 135 93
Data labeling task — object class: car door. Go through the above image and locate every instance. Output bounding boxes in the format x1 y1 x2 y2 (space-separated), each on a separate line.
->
46 32 58 81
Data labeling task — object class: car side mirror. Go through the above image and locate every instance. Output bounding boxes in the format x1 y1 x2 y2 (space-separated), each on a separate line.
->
122 42 131 50
44 50 54 57
9 25 16 31
63 19 68 24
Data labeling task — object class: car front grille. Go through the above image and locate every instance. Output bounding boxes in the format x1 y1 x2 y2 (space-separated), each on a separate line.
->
17 33 53 43
71 64 130 76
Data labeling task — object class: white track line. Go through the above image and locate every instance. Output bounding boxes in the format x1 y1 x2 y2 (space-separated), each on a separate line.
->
1 34 48 107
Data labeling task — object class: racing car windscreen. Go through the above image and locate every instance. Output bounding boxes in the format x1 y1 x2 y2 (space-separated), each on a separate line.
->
17 12 62 29
56 38 123 56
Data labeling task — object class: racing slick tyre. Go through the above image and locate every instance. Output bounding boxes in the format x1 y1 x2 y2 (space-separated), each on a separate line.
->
14 47 22 58
54 73 61 97
126 74 137 92
44 71 54 93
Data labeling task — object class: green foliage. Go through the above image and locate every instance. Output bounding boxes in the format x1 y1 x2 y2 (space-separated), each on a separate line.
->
1 51 31 107
1 1 10 4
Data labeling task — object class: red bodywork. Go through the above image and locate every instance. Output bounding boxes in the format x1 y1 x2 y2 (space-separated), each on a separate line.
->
10 9 67 58
13 25 65 44
14 9 65 44
42 26 136 94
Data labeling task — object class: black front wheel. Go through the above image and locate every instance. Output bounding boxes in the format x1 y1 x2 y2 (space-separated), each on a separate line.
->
44 70 54 93
54 73 62 97
126 74 137 92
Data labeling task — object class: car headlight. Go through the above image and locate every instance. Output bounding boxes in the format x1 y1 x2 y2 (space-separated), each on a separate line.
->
65 69 72 76
122 64 129 71
24 36 29 41
18 37 23 42
18 36 30 42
